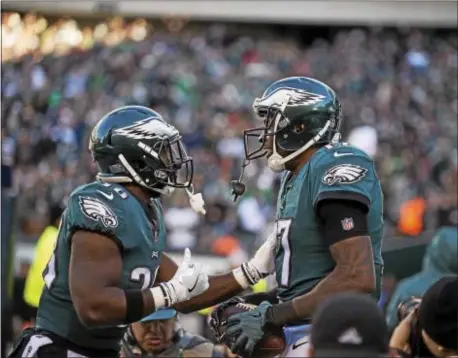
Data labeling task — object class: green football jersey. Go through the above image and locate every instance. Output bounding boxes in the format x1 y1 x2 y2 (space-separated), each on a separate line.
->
274 143 384 303
36 181 166 352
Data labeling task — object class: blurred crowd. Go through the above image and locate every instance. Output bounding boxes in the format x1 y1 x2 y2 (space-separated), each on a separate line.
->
2 12 458 258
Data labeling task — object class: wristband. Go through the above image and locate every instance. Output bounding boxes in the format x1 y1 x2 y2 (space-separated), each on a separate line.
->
124 290 145 323
232 266 250 289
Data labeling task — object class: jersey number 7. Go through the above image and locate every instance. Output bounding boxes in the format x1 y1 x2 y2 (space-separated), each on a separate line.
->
276 218 292 287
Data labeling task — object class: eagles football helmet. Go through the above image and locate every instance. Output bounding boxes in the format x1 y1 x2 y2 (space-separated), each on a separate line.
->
89 105 193 195
245 76 342 172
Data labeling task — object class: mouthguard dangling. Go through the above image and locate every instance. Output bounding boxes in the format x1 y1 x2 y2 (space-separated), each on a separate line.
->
186 184 206 215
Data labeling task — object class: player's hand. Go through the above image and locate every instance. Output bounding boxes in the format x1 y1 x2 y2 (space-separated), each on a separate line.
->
160 248 209 306
209 296 246 341
225 301 272 357
249 231 277 276
234 231 276 288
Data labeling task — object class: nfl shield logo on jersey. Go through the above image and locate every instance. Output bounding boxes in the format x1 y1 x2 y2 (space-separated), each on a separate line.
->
341 218 354 231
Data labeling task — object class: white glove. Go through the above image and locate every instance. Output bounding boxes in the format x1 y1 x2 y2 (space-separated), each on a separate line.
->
233 231 277 289
151 248 209 308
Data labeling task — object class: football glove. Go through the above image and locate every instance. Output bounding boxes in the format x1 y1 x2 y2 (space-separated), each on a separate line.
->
225 301 273 357
233 231 276 289
150 248 209 308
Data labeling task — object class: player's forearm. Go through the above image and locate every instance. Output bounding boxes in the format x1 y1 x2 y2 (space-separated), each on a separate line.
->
75 286 127 327
293 264 374 318
265 270 372 327
75 287 158 328
266 236 376 326
174 272 244 313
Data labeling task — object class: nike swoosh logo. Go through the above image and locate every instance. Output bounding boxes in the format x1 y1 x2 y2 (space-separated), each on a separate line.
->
334 152 353 157
188 277 199 293
97 190 114 200
292 339 309 350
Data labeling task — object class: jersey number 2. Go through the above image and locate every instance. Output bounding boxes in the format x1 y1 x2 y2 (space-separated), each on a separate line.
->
43 219 62 289
130 267 155 289
276 218 292 287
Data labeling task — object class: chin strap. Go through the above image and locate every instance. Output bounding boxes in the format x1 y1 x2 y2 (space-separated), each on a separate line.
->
185 184 206 215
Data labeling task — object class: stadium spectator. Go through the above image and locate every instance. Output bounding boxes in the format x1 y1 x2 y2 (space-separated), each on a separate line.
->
386 226 458 331
390 276 458 358
164 191 201 250
2 14 457 256
309 292 392 357
427 162 458 228
23 202 64 308
1 128 15 190
12 261 35 338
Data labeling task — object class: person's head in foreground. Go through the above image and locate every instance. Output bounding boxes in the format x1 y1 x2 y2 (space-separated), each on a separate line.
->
122 308 178 356
418 276 457 357
121 309 234 357
309 292 391 357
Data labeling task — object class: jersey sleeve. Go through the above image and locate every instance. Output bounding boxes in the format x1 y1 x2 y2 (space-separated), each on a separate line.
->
311 151 377 211
66 188 125 246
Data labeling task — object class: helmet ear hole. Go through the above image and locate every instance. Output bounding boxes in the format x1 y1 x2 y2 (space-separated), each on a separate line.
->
293 124 305 134
135 160 147 170
258 108 267 118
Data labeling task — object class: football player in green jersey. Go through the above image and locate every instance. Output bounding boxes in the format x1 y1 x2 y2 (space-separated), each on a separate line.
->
9 106 276 358
213 77 384 357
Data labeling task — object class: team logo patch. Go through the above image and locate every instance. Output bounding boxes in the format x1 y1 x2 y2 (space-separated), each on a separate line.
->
338 327 363 344
79 196 118 228
322 164 367 185
341 218 354 231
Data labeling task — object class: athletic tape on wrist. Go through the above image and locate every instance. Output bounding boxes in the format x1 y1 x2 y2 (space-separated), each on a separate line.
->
162 283 174 307
232 262 259 289
150 286 167 309
243 262 261 285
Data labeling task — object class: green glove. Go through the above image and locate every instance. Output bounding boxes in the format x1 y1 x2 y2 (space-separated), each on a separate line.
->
225 301 272 357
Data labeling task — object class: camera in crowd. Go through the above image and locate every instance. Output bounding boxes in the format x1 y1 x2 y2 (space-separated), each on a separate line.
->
393 277 457 358
397 296 422 322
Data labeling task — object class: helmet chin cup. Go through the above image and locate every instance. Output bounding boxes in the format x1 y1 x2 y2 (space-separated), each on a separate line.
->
268 153 286 173
160 186 175 196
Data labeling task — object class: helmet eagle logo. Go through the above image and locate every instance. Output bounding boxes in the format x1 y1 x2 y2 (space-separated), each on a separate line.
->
115 118 178 140
255 87 326 109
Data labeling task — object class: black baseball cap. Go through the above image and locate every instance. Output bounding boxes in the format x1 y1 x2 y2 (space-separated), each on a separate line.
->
419 275 458 351
311 292 389 357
